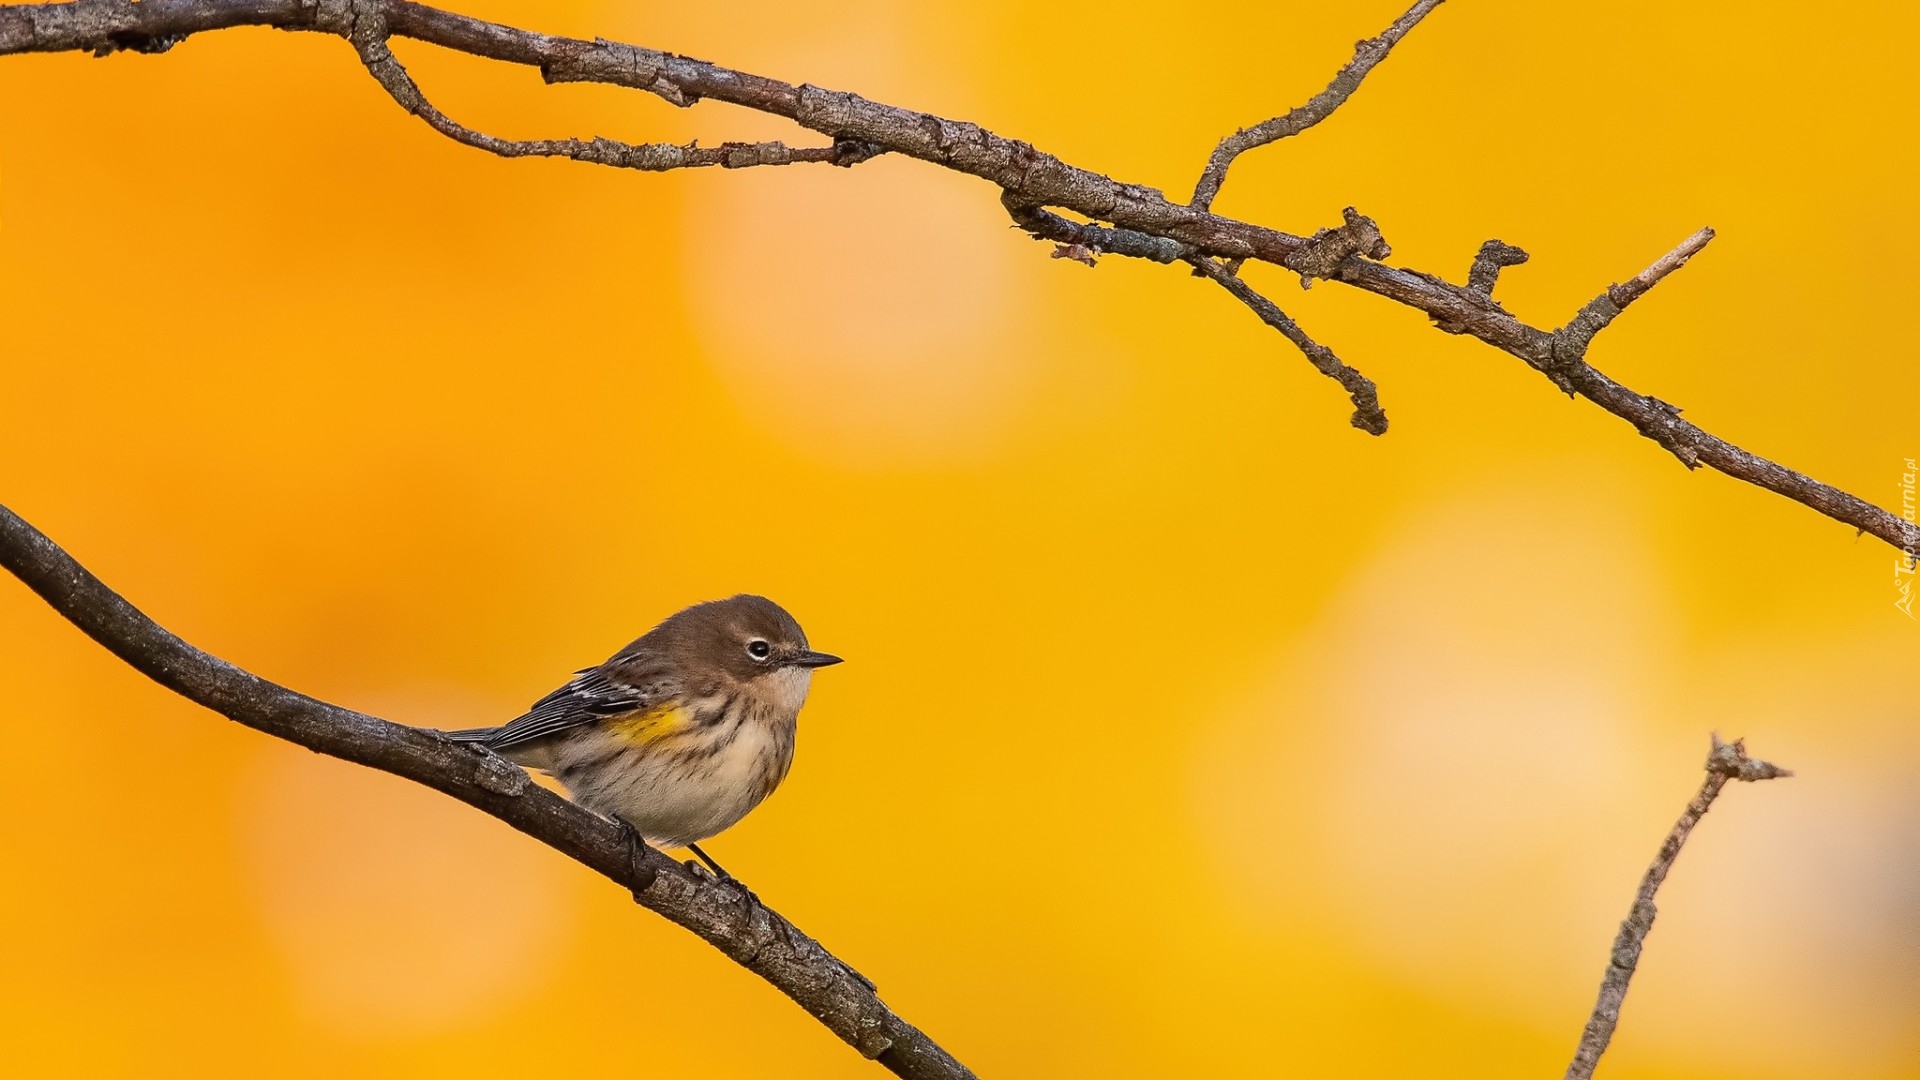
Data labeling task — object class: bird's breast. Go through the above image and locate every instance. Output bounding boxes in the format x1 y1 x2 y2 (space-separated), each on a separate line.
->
550 700 797 847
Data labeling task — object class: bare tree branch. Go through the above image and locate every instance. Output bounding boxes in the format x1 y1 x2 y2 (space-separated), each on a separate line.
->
1522 228 1715 398
1549 227 1718 388
1001 194 1192 265
1189 0 1449 211
2 0 1913 555
1186 255 1389 435
343 5 880 173
1565 735 1793 1080
1002 195 1390 431
0 503 976 1080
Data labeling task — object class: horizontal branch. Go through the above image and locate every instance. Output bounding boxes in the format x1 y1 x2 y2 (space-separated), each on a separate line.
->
343 6 880 173
1566 735 1792 1080
2 0 1914 554
0 503 975 1080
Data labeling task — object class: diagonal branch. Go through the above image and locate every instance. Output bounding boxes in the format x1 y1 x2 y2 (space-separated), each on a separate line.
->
2 1 1915 549
1189 0 1448 211
1000 198 1389 435
0 503 976 1080
1536 226 1720 399
1186 255 1388 435
1566 735 1792 1080
1547 227 1718 395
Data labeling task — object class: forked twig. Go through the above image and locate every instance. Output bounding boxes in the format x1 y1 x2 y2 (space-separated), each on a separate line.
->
1565 735 1792 1080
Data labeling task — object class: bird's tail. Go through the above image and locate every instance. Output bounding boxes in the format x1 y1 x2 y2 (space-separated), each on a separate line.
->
442 725 549 771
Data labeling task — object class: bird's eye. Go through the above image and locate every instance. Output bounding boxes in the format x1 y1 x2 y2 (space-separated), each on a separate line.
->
746 639 772 661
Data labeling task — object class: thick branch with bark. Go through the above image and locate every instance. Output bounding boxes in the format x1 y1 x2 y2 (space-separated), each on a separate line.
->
1565 735 1793 1080
2 0 1906 554
0 504 975 1080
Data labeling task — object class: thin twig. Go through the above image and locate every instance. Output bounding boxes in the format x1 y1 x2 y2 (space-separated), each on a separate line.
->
1187 256 1388 435
1543 228 1715 383
1609 226 1717 309
1565 734 1792 1080
1551 227 1718 376
0 503 975 1080
1 3 1914 544
1001 195 1193 264
343 9 879 173
1536 224 1720 465
1189 0 1448 211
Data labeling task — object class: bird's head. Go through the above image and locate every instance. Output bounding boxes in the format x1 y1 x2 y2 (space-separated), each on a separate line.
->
654 594 841 710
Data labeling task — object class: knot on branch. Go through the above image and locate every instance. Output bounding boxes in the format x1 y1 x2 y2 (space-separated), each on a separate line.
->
1707 733 1793 782
1282 207 1390 287
1467 239 1530 295
827 138 886 167
1544 295 1616 394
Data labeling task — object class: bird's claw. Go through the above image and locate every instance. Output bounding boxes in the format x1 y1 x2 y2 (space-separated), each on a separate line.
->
685 858 763 909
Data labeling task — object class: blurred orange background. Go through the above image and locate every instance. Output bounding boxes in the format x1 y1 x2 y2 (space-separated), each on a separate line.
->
2 1 1915 1076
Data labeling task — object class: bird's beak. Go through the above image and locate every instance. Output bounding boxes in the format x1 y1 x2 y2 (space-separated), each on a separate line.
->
792 650 844 668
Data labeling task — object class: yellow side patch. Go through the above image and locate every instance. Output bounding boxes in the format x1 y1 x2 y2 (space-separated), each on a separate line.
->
604 701 690 746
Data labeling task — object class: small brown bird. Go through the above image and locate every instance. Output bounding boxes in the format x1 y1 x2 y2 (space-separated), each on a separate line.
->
448 595 841 880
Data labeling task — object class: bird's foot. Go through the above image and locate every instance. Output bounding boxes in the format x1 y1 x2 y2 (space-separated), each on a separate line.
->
685 858 763 909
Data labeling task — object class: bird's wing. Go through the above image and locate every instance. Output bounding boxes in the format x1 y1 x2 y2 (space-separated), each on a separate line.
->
465 655 667 750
